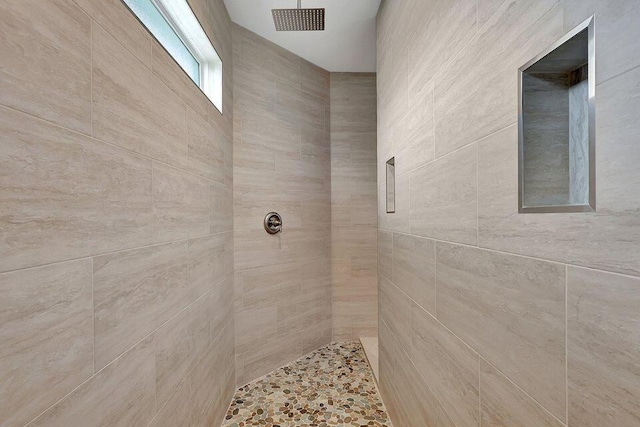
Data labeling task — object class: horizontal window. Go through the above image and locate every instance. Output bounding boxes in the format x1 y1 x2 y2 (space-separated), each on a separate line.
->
122 0 223 113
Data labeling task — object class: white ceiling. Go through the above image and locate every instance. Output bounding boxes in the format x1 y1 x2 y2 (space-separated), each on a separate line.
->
223 0 381 72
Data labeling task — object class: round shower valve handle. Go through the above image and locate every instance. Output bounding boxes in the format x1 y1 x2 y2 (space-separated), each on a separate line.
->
264 212 283 234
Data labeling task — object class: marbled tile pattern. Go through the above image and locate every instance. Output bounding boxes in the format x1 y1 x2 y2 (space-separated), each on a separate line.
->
223 342 391 427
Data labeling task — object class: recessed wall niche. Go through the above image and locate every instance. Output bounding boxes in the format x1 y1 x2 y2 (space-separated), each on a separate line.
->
518 16 595 213
386 157 395 213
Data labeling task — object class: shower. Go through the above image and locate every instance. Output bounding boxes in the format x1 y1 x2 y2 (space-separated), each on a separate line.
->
272 0 325 31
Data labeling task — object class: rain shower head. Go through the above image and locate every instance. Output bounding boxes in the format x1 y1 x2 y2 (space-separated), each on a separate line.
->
272 0 325 31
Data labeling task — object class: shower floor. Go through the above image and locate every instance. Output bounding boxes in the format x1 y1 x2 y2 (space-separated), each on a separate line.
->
222 342 392 427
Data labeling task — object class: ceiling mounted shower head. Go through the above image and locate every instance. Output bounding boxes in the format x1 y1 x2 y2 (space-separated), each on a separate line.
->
272 0 325 31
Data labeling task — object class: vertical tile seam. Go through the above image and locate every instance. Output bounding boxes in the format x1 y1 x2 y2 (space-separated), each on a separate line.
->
90 18 93 138
388 257 566 425
565 264 569 425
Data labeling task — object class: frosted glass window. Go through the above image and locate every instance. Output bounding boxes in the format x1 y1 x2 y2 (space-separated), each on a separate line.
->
124 0 200 84
122 0 223 112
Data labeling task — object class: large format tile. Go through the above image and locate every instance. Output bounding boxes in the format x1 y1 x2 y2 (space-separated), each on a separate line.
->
391 330 456 427
408 0 477 104
73 0 153 66
0 106 153 273
30 335 156 427
152 162 211 243
188 107 226 183
241 263 302 310
394 87 435 176
377 230 393 279
0 260 93 427
433 0 562 157
379 276 412 353
190 323 235 427
480 361 563 427
478 65 640 276
411 305 479 427
564 0 640 84
0 0 91 134
92 26 188 169
392 233 436 314
155 294 210 409
567 267 640 427
148 377 191 427
188 234 227 299
241 331 302 384
93 241 189 369
410 143 478 245
235 305 278 355
436 242 566 420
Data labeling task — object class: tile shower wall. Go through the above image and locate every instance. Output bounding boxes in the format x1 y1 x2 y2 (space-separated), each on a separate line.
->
0 0 235 425
330 73 378 341
232 25 332 386
376 0 640 426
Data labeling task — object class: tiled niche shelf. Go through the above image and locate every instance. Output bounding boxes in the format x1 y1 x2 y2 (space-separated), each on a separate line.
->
518 16 595 213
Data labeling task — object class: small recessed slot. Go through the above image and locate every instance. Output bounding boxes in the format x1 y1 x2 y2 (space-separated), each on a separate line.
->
519 16 595 213
386 157 395 213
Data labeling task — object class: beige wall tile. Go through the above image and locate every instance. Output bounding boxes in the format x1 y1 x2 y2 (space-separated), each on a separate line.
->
30 335 156 427
410 143 478 245
408 0 477 105
394 88 435 176
436 242 566 420
92 26 188 169
93 242 189 369
433 0 562 157
211 181 233 233
242 331 302 383
241 263 302 310
3 0 234 425
384 318 456 427
567 267 640 426
235 305 277 355
0 260 93 427
480 360 563 427
411 304 479 427
377 230 393 279
212 275 234 341
155 295 210 408
188 107 226 183
190 323 235 427
0 0 91 134
478 66 640 277
379 276 412 353
188 234 227 299
73 0 153 66
301 59 330 100
564 0 640 84
392 233 436 314
148 377 191 427
152 162 211 243
233 25 332 378
0 106 153 273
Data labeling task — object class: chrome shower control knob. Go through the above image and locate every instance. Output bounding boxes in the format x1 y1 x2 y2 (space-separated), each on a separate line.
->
264 212 283 234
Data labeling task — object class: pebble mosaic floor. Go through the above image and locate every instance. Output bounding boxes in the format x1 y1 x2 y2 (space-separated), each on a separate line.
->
222 342 392 427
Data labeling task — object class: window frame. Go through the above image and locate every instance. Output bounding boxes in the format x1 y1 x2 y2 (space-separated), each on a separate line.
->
121 0 223 114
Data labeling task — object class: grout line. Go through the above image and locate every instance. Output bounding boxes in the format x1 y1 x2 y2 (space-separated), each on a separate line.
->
397 121 517 181
91 257 95 375
90 19 93 138
384 263 567 426
478 356 482 427
565 265 569 425
476 142 480 246
377 229 640 281
0 230 232 277
0 103 223 185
